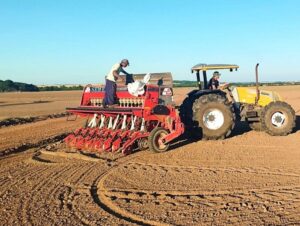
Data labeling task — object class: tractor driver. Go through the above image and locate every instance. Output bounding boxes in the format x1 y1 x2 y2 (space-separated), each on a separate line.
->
208 71 220 90
208 71 229 90
103 59 133 107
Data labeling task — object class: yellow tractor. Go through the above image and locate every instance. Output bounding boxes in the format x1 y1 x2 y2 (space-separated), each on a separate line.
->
179 63 296 139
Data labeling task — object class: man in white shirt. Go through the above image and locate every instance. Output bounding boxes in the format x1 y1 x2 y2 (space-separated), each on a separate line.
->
103 59 131 107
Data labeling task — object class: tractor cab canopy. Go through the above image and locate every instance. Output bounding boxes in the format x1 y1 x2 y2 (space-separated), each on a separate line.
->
191 64 239 72
191 64 239 90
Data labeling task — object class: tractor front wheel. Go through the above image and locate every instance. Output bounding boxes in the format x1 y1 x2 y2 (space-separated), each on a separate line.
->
261 101 295 136
149 127 170 153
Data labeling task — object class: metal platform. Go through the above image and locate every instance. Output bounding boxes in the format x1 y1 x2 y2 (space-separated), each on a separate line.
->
66 106 142 114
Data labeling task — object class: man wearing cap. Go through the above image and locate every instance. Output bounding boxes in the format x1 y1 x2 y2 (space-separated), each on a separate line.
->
208 71 221 90
208 71 229 90
103 59 132 107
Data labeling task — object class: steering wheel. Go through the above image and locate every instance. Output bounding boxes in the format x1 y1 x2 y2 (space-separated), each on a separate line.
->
220 83 230 91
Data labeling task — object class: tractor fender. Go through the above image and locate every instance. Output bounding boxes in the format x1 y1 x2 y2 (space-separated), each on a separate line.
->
188 90 240 122
187 89 227 100
151 105 170 115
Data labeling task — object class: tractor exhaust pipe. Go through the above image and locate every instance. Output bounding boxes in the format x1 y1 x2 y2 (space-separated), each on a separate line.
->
255 63 260 105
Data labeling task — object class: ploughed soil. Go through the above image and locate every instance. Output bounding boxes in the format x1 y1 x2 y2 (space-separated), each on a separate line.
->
0 86 300 225
0 90 81 120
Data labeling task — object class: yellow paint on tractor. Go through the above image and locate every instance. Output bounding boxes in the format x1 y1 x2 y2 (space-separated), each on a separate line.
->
232 87 282 106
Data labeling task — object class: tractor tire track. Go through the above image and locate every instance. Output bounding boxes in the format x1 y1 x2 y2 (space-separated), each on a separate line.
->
45 151 139 226
1 131 299 225
88 151 169 226
0 147 142 225
0 133 67 158
0 164 48 197
46 162 100 225
38 164 94 226
17 164 74 225
19 151 101 225
66 167 105 226
126 162 300 178
96 161 300 225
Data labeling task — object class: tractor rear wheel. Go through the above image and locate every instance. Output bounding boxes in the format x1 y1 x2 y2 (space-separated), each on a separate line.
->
149 127 170 153
179 97 194 128
261 101 295 136
192 94 235 140
179 97 202 139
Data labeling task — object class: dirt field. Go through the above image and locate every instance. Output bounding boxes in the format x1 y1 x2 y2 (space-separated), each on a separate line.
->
0 86 300 225
0 91 82 120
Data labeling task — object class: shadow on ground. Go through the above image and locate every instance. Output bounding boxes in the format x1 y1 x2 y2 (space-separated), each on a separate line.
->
168 135 195 151
295 115 300 132
168 116 300 152
168 122 252 151
230 121 252 137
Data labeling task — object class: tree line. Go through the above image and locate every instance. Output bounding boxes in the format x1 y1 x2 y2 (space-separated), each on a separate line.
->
1 79 300 92
0 80 83 92
0 80 39 92
38 85 84 91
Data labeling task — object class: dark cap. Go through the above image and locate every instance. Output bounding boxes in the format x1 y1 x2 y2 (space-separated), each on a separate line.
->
213 71 221 76
121 59 129 66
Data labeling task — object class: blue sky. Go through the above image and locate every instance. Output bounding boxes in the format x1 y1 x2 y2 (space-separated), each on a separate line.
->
1 0 300 85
